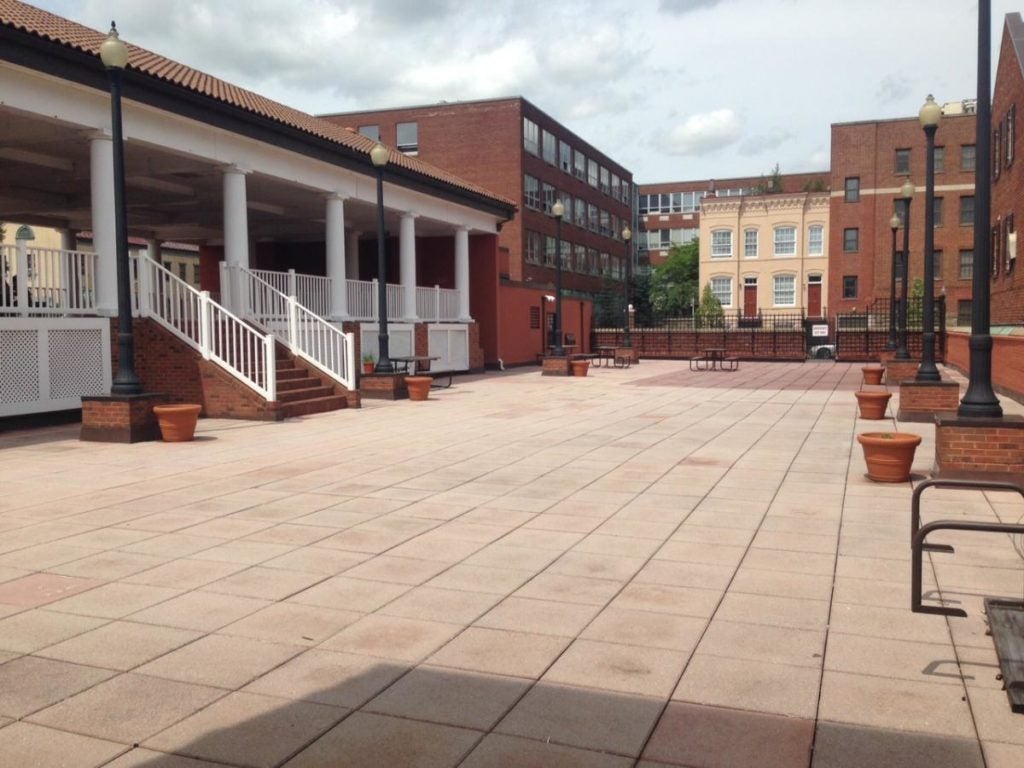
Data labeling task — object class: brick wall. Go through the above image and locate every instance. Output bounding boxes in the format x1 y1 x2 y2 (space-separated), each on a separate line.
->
592 330 805 360
896 380 961 422
946 329 1024 404
468 323 485 371
935 416 1024 473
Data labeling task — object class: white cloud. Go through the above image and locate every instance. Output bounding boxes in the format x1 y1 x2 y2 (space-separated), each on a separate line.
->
738 129 793 157
656 109 742 156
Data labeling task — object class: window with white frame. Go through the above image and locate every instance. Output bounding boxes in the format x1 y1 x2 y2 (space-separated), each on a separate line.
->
599 166 610 194
674 228 699 245
559 141 572 172
574 244 586 272
744 229 758 258
358 125 380 141
574 150 586 180
773 226 796 256
544 236 557 266
396 122 418 153
587 159 598 187
710 276 733 307
620 180 630 203
611 174 620 199
588 204 599 232
523 118 539 155
588 247 600 274
542 183 556 213
524 175 540 210
542 130 557 164
574 197 587 227
773 274 796 306
711 230 733 258
808 224 824 256
525 231 541 263
599 209 610 236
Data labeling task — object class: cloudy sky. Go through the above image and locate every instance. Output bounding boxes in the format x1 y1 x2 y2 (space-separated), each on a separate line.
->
31 0 1022 184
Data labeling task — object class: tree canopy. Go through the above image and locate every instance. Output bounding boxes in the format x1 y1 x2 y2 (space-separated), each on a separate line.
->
649 238 699 316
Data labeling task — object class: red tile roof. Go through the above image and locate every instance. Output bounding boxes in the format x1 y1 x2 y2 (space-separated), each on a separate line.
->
0 0 516 212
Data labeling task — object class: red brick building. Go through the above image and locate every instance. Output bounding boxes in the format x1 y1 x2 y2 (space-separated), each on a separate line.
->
638 172 829 267
320 98 634 366
829 107 977 322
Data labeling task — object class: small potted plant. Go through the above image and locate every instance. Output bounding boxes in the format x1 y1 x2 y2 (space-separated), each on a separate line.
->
854 389 892 419
861 365 885 386
362 353 375 375
857 431 922 482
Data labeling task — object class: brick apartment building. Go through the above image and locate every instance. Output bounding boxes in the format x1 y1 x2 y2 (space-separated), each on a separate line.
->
320 98 633 366
829 106 977 323
638 172 829 267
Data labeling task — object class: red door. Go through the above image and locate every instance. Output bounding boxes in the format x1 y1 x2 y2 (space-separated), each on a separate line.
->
743 283 757 317
807 282 822 317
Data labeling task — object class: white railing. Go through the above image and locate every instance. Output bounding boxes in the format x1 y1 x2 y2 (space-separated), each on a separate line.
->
344 277 405 320
1 242 99 316
386 282 405 319
138 257 276 401
250 268 331 317
416 285 461 322
225 264 355 391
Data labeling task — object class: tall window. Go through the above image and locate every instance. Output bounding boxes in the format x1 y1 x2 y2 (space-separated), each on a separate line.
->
932 249 943 278
574 197 586 227
523 118 539 155
599 167 610 194
541 130 557 164
994 126 1002 178
587 159 599 188
711 230 733 258
744 229 758 258
574 244 586 272
611 174 621 199
710 277 733 307
933 198 944 227
559 141 572 172
808 225 824 256
541 183 556 213
842 276 858 299
959 249 974 279
573 150 586 180
774 226 796 256
358 125 380 141
961 144 976 171
587 204 599 233
843 228 859 252
621 180 630 203
933 146 945 173
895 148 911 174
844 177 860 202
960 196 975 226
1007 105 1016 166
773 274 796 306
525 231 541 263
396 122 418 153
544 236 557 266
523 175 540 209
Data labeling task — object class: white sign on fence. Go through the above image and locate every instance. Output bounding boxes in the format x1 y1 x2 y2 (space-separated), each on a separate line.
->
811 324 829 337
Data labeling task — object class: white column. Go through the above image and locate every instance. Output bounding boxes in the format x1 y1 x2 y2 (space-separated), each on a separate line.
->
325 194 347 319
146 239 161 262
400 212 418 320
223 166 249 315
346 229 361 281
89 131 117 315
455 227 471 321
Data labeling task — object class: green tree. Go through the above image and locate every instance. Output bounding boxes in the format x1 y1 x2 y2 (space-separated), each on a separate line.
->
907 278 924 329
754 163 784 194
695 283 725 329
629 270 655 328
650 239 699 316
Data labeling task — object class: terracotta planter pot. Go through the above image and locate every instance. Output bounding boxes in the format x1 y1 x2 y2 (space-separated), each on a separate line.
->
570 360 590 377
404 376 433 401
362 362 375 375
857 431 922 482
862 366 885 386
152 404 201 442
855 390 892 420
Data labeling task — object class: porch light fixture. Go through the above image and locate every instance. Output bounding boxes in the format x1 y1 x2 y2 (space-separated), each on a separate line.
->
551 199 566 356
887 211 901 350
916 94 941 382
101 22 142 395
622 226 633 349
896 180 915 360
370 142 394 373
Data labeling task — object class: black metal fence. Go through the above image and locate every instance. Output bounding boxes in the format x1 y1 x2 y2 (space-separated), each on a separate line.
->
835 297 946 362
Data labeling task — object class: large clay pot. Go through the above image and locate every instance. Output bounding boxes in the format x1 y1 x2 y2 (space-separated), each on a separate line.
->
362 361 375 375
857 431 922 482
862 366 885 386
152 404 202 442
855 390 892 420
404 376 433 401
570 359 590 377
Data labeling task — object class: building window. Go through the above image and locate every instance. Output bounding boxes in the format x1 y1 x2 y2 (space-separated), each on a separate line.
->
559 141 572 172
992 225 1001 277
773 274 796 306
574 197 586 228
523 118 539 155
844 177 860 202
895 148 911 174
774 226 796 257
842 276 858 299
1007 105 1016 166
541 130 557 164
808 224 824 256
959 249 973 279
599 209 611 237
933 146 945 173
588 247 600 275
710 277 733 307
994 126 1001 178
573 150 586 181
960 196 974 227
178 263 188 281
711 230 733 258
574 244 586 272
932 197 944 227
843 228 859 252
541 183 556 213
358 125 380 141
523 175 540 210
525 231 541 264
895 251 906 280
611 174 621 199
932 249 943 278
1005 214 1016 273
961 144 976 171
599 167 610 195
396 122 418 153
588 204 599 233
744 229 758 258
957 299 972 326
544 236 557 266
621 180 630 204
587 159 598 188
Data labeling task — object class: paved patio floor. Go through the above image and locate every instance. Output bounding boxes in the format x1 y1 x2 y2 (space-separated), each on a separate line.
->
0 360 1022 767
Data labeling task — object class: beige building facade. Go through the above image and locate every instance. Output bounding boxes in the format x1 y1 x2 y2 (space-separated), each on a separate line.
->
699 192 830 318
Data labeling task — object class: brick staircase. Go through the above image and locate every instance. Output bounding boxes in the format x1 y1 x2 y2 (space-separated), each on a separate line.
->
274 346 350 418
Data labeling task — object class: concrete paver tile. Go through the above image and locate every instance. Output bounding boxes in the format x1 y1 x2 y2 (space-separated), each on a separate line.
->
146 691 344 768
124 558 249 590
461 733 633 768
475 596 600 637
282 711 479 768
0 609 107 653
633 560 735 591
828 602 952 644
28 673 225 744
581 607 705 652
0 656 115 718
427 626 570 679
981 741 1024 768
653 540 747 567
37 620 201 671
342 555 451 585
966 686 1024 745
811 721 984 768
0 573 104 608
714 591 830 631
45 582 182 619
610 582 722 618
546 550 646 581
102 748 229 767
695 619 825 668
288 575 410 612
542 638 687 697
463 544 561 573
120 533 223 558
729 567 834 601
201 566 324 600
261 546 367 574
218 602 363 646
319 614 462 663
129 591 271 632
825 632 966 686
571 533 663 559
512 573 623 606
46 551 169 580
377 585 501 624
137 634 304 689
739 547 835 575
0 722 125 768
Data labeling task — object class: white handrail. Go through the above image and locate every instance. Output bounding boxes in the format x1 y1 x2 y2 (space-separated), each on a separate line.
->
415 285 460 322
136 256 276 401
1 243 99 316
229 265 355 391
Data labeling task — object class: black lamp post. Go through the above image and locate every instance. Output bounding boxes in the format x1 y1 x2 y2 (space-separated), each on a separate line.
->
370 142 394 373
896 180 915 360
959 0 1003 417
551 199 565 356
916 94 942 382
622 226 632 348
101 23 142 396
887 211 900 350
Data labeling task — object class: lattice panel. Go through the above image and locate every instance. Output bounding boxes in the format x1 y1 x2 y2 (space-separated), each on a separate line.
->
48 329 106 399
0 330 41 404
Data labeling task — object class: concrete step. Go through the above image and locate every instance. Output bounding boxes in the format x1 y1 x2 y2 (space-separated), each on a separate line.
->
279 394 349 418
276 376 321 392
277 385 336 404
275 367 307 381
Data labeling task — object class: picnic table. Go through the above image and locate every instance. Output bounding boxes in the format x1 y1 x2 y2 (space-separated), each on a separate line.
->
391 355 452 388
689 348 739 372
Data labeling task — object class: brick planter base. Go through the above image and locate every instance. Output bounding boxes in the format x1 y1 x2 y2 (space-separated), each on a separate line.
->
883 359 921 384
80 393 169 443
541 356 570 376
359 373 408 400
897 380 961 423
935 414 1024 473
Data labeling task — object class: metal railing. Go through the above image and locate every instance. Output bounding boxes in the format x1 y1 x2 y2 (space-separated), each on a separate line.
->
138 257 276 400
1 242 99 316
834 297 946 362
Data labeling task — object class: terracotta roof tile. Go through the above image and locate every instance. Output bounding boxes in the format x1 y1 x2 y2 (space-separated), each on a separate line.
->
0 0 516 211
